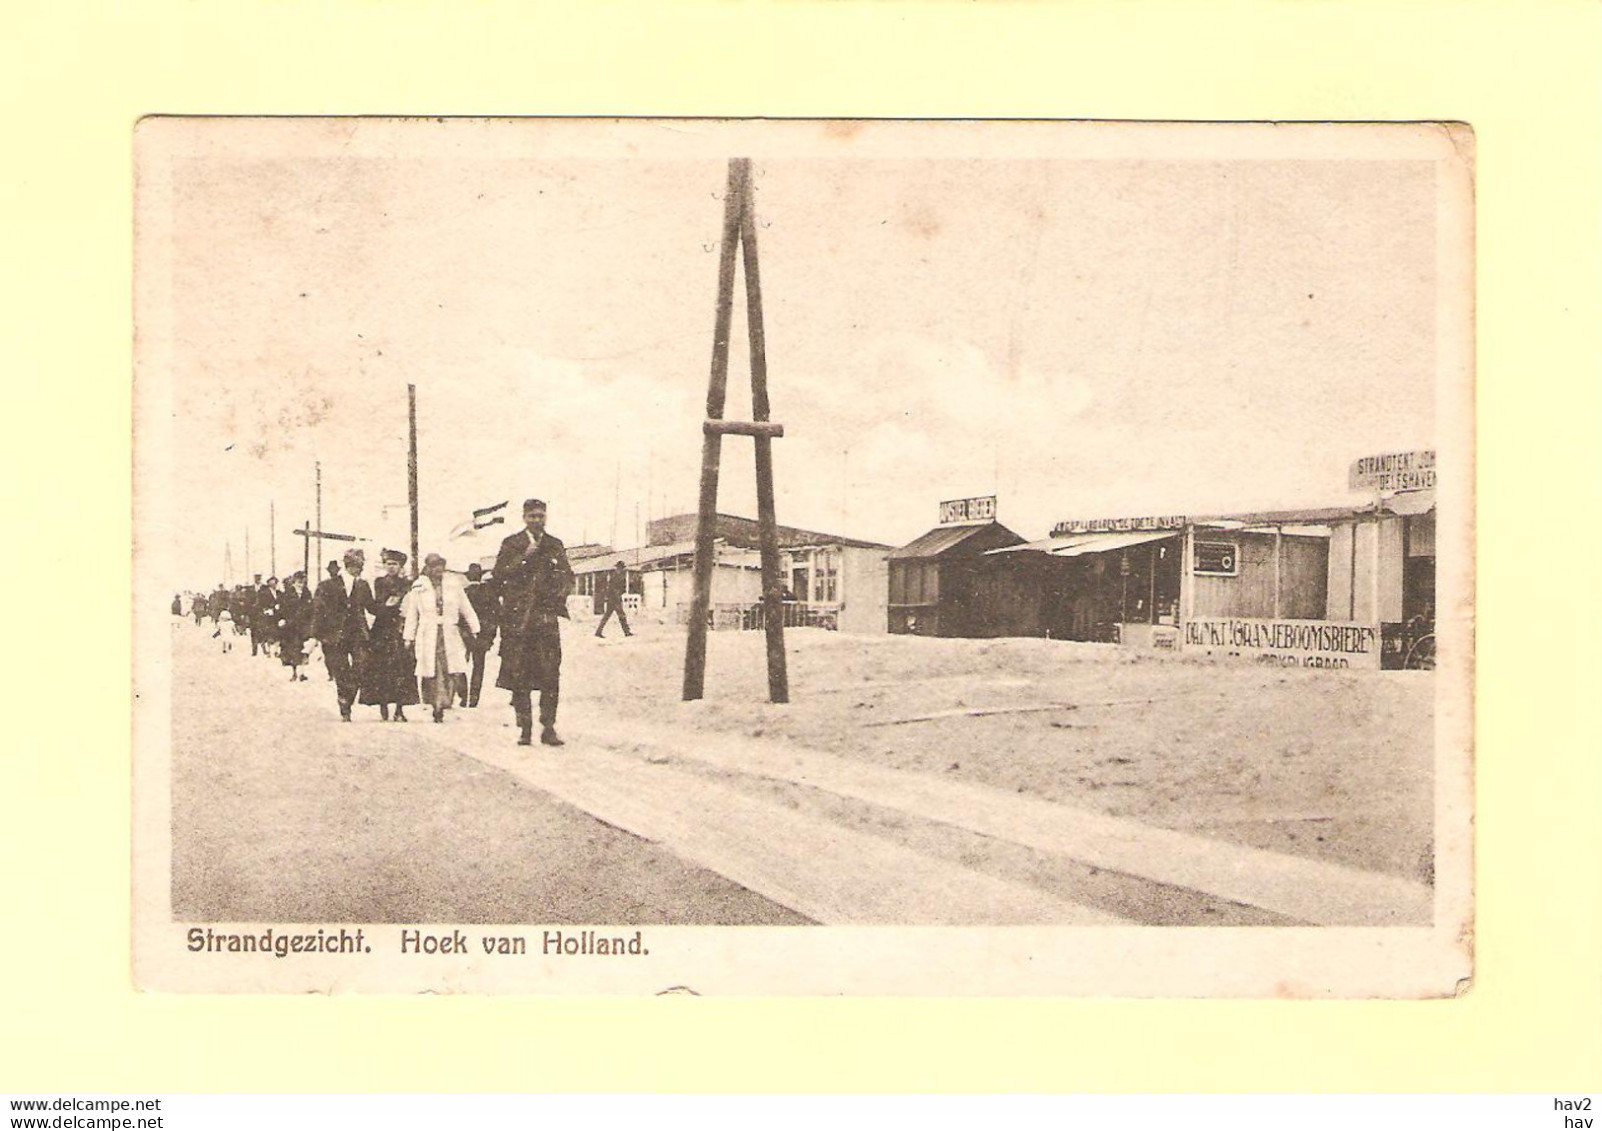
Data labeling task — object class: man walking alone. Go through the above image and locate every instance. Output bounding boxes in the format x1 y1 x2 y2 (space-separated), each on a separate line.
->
594 560 634 638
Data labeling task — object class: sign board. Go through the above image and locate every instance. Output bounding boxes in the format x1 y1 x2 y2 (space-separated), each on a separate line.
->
1050 515 1187 537
1192 541 1238 576
1183 617 1381 669
938 495 996 525
1349 449 1436 493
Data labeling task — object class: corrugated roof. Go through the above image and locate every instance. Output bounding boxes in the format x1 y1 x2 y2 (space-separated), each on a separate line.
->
572 539 703 573
889 524 1000 560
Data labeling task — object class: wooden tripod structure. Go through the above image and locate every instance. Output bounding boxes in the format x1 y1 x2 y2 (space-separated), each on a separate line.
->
682 158 789 704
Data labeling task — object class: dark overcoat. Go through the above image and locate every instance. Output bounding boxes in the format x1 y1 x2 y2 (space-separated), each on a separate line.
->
276 587 313 665
466 580 501 639
493 529 573 692
311 576 373 647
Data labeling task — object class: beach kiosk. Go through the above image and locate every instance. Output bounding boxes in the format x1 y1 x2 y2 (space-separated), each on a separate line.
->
887 496 1025 636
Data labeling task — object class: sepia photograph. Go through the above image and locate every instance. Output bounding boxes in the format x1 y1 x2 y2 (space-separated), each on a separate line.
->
131 117 1474 995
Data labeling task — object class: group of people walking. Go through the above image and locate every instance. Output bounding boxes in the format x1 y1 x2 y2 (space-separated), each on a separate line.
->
179 498 581 747
180 572 315 671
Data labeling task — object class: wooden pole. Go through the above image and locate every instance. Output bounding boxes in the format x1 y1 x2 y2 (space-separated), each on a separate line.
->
408 384 420 578
740 163 789 703
1147 541 1157 624
302 517 310 579
1181 523 1195 639
683 159 745 701
1272 525 1283 620
315 460 323 576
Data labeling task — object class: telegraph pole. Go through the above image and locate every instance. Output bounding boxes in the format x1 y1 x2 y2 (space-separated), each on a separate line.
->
315 460 323 576
683 158 789 703
302 517 310 579
407 384 420 578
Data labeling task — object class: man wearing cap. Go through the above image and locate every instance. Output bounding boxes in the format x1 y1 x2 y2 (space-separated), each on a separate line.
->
493 498 574 746
461 563 500 709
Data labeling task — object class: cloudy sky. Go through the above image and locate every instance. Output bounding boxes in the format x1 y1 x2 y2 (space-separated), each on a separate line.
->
149 121 1443 585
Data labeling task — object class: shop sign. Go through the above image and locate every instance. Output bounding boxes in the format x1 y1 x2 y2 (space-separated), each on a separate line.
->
1050 515 1187 537
1349 449 1436 493
938 495 996 525
1184 616 1381 670
1193 541 1238 576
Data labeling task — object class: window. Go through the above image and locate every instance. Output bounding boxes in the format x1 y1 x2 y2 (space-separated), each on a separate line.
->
813 549 839 604
891 560 936 605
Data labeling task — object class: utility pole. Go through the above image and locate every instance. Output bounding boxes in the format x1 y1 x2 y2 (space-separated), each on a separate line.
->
315 460 323 576
407 383 420 578
302 517 310 579
683 157 789 704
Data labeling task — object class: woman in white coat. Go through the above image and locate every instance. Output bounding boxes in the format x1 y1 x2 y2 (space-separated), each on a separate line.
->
404 553 482 723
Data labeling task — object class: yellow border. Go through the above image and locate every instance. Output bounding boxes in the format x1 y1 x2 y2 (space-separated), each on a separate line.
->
5 0 1600 1093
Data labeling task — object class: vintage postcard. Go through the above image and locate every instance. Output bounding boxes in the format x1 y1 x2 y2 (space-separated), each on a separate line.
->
132 118 1473 995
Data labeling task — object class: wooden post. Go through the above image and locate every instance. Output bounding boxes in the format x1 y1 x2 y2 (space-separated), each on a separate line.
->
1181 523 1195 639
1272 525 1284 620
740 163 789 703
1348 521 1358 621
683 159 745 701
1146 541 1157 624
408 384 420 578
302 517 310 579
314 460 323 576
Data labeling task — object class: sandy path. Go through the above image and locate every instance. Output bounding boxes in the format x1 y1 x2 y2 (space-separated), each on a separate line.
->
169 625 807 925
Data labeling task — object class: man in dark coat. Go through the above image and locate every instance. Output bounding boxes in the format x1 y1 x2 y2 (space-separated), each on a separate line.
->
493 499 574 746
311 548 373 721
594 560 635 638
462 562 500 709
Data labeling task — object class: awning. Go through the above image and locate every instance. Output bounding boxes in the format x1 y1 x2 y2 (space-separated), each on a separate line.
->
1052 530 1179 557
987 533 1104 555
1383 489 1436 516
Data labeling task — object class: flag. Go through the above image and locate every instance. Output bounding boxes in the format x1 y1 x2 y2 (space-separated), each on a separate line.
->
449 500 509 540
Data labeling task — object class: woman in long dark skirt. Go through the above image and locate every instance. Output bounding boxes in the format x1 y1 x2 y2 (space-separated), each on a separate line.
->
275 572 313 681
358 549 420 721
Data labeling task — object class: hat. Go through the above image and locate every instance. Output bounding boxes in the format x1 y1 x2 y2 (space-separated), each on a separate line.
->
465 563 483 580
381 548 408 566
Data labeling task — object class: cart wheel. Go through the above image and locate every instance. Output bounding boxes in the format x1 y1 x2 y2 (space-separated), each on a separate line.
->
1404 633 1436 670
